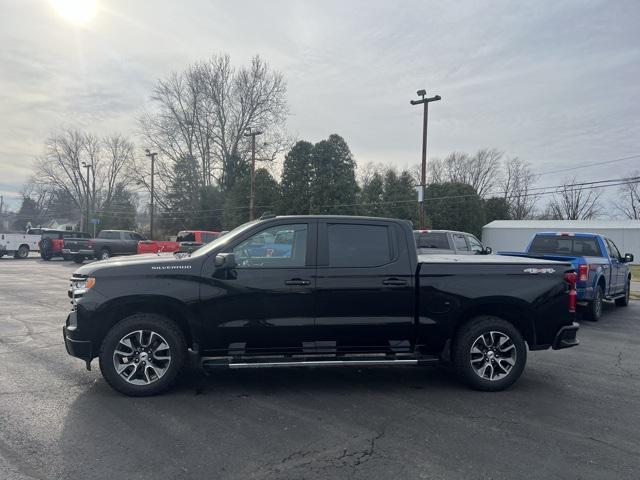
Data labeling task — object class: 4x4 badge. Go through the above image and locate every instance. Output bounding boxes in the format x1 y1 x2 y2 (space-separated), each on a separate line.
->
523 268 556 274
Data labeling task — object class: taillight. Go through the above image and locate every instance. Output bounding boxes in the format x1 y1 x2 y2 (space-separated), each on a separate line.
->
578 264 589 282
87 240 94 248
565 272 577 313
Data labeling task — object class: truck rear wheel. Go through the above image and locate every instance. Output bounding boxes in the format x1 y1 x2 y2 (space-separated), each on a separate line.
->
99 248 111 260
99 313 186 397
452 316 527 392
585 284 604 321
14 245 29 259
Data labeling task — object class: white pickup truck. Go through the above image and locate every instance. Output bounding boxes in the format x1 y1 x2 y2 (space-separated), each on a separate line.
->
0 232 41 259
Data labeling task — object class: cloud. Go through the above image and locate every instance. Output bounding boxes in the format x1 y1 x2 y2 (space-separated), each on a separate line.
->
0 0 639 210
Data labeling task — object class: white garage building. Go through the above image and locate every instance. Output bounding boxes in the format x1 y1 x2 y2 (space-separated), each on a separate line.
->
481 220 640 263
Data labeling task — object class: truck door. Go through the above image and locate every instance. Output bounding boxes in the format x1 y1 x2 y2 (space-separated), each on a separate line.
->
605 238 624 294
452 233 472 255
199 221 317 356
314 220 414 354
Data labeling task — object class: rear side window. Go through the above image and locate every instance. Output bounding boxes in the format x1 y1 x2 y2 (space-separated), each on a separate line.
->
416 232 449 249
453 234 469 251
328 224 391 267
99 231 119 240
529 236 602 256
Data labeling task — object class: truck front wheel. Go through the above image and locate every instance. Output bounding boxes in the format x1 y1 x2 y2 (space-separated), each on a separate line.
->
452 316 527 392
615 277 631 307
99 313 186 397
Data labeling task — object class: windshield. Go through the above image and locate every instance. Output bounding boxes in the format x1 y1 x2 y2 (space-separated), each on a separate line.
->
188 220 260 257
529 235 602 257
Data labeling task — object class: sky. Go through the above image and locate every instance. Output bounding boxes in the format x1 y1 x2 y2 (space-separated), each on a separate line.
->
1 0 639 210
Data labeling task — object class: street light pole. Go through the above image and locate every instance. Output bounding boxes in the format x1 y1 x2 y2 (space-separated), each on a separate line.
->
410 90 441 229
145 150 157 239
81 162 93 232
243 127 264 221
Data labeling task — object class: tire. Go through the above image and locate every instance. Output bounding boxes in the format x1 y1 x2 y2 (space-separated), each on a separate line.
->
585 284 604 321
452 316 527 392
99 313 186 397
99 248 111 260
73 256 85 264
14 245 29 259
615 277 631 307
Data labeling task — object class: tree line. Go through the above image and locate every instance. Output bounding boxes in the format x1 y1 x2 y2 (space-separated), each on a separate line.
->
12 53 640 238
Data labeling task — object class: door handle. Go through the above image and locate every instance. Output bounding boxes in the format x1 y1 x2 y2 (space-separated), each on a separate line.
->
382 278 407 286
285 278 311 286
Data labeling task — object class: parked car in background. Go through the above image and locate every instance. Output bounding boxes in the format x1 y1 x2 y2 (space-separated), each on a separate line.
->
499 232 634 320
40 229 90 261
414 230 492 255
137 230 221 255
63 230 146 262
0 231 41 258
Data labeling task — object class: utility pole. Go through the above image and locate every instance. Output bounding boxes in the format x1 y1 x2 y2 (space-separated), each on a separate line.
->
243 127 263 221
82 162 93 232
410 90 441 229
145 150 157 239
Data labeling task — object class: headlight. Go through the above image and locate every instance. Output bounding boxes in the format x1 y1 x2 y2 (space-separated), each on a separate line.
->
72 277 96 293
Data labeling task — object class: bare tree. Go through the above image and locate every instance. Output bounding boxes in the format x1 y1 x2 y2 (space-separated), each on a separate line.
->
547 176 602 220
425 149 503 198
138 53 288 196
613 171 640 219
500 157 538 219
33 129 136 225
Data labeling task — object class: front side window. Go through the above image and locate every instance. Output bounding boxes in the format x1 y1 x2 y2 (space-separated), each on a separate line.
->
607 239 621 259
453 234 469 251
328 224 391 267
177 232 196 242
233 224 307 268
466 235 483 253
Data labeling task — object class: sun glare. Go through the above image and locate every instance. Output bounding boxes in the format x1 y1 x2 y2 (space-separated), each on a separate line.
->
50 0 97 25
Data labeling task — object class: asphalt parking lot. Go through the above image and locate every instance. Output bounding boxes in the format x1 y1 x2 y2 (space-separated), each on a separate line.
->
1 258 639 480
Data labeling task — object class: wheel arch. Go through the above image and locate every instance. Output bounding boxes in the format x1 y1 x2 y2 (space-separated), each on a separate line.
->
94 295 199 353
451 299 536 348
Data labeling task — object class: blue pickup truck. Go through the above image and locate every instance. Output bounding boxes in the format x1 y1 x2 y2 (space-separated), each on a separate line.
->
500 232 634 320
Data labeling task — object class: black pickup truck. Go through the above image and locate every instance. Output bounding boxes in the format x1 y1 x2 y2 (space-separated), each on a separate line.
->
63 215 579 396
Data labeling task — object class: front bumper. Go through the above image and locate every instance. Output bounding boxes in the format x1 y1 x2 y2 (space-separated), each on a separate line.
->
552 322 580 350
63 312 93 360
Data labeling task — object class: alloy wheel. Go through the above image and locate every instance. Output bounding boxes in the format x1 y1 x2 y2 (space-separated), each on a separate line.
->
112 330 171 385
469 331 517 381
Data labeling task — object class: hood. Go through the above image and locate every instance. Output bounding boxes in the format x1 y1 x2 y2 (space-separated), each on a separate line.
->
74 252 200 277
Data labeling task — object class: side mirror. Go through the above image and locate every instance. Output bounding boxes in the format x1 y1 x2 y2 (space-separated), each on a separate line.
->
483 246 492 255
624 253 634 263
214 252 236 269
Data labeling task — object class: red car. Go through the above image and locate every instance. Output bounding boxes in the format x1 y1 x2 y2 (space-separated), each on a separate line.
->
137 230 221 254
39 229 91 261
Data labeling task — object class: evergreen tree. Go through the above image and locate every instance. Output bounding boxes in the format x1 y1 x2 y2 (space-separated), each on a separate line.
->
310 134 359 214
359 171 385 216
99 184 137 232
483 197 511 224
280 141 314 215
424 182 485 236
222 168 280 228
383 169 418 224
13 197 40 231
